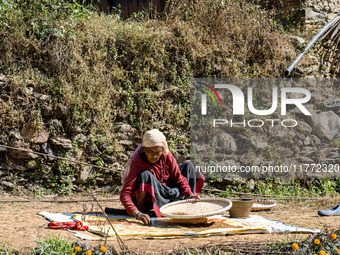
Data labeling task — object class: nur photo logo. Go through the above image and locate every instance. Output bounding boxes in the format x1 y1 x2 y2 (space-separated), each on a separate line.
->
195 78 312 128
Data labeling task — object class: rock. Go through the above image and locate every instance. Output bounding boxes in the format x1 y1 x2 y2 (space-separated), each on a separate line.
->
118 140 133 146
95 177 107 185
311 135 321 144
298 121 313 134
303 136 312 145
176 144 187 153
74 134 88 146
0 73 10 84
118 153 129 162
221 176 246 186
298 156 314 163
66 124 82 134
41 142 57 161
104 155 117 164
73 241 92 251
289 104 314 116
311 111 340 140
289 36 306 48
76 166 93 184
305 8 326 23
0 181 14 190
54 104 69 120
48 119 63 133
21 124 49 144
212 133 237 152
33 92 50 101
247 179 255 190
240 154 261 165
276 147 294 157
320 147 339 159
50 136 73 149
0 134 8 144
8 141 38 159
323 100 340 111
41 105 53 117
300 146 317 156
250 136 268 149
0 163 10 170
173 151 186 165
269 126 295 138
8 130 23 140
114 122 137 135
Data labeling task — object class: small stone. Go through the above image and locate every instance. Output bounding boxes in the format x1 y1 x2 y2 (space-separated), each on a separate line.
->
50 136 73 150
250 136 268 149
74 134 88 146
41 143 57 161
76 166 93 184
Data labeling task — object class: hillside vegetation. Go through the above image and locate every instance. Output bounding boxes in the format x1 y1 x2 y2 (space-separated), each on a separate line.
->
1 0 330 195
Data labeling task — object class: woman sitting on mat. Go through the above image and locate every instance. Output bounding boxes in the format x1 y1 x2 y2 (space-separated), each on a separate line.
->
120 129 204 225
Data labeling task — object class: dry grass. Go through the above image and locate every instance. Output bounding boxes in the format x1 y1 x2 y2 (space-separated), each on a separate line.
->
0 0 297 141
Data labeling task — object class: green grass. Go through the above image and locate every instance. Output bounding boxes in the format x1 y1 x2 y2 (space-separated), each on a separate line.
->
208 178 340 198
32 236 73 255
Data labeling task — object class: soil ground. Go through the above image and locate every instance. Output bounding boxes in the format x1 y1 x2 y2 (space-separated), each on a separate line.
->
1 192 340 254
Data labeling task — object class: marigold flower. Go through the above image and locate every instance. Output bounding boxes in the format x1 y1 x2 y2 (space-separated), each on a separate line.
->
86 250 92 255
314 239 320 245
100 246 107 252
292 243 299 250
75 247 81 252
319 250 326 255
71 254 75 255
338 249 340 253
331 234 337 240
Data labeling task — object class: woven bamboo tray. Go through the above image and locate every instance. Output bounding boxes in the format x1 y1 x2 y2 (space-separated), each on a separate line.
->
159 198 232 219
251 198 277 211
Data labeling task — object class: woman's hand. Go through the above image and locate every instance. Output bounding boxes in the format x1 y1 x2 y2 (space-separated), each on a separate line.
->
135 212 151 225
188 194 200 200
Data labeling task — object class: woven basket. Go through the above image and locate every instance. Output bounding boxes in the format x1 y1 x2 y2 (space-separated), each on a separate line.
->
159 198 232 219
229 198 254 218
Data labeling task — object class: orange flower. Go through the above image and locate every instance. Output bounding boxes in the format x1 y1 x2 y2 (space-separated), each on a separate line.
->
74 247 81 252
331 234 337 240
314 239 320 245
86 250 92 255
100 246 107 252
320 250 326 255
292 243 299 250
71 254 75 255
337 249 340 253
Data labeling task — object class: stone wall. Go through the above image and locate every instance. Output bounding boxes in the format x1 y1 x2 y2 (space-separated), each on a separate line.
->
304 0 340 23
262 0 339 23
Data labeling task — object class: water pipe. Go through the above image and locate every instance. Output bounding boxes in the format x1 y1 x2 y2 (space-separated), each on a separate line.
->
284 14 340 77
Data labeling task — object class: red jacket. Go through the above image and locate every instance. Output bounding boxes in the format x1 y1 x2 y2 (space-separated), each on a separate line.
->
120 151 192 215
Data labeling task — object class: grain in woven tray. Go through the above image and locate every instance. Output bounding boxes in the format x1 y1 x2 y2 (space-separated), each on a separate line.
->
163 201 227 215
